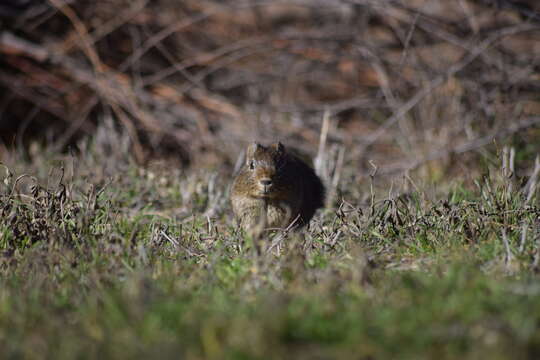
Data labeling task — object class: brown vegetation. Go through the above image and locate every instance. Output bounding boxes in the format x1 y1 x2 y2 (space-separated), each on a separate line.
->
1 0 539 175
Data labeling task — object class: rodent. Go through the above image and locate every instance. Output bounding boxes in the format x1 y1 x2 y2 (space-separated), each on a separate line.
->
231 142 325 237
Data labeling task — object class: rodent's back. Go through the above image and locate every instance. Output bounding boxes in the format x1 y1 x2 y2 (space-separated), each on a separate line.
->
231 142 325 232
290 153 325 225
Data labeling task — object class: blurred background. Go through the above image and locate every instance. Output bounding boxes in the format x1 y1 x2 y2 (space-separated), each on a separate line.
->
1 0 539 181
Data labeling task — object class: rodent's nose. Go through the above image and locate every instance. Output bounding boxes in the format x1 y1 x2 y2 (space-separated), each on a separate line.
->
259 179 272 187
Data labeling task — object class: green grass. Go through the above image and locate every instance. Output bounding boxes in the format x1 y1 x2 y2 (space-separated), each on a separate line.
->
1 148 540 359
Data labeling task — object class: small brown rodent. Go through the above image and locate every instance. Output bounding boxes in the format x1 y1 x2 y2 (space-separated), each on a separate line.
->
231 142 325 236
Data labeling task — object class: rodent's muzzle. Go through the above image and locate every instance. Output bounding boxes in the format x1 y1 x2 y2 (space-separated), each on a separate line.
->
257 178 273 196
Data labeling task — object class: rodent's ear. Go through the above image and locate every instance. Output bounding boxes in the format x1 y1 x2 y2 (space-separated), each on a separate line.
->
271 142 285 154
246 142 262 159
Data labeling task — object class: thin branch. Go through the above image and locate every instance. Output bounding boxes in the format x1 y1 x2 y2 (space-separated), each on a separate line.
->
360 23 539 151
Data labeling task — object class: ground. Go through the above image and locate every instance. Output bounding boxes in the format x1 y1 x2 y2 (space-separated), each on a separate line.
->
1 134 540 360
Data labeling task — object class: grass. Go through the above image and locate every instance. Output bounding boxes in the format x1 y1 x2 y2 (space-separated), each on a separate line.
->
1 141 540 359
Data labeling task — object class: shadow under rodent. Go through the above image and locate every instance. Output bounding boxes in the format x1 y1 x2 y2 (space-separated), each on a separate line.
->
231 142 325 237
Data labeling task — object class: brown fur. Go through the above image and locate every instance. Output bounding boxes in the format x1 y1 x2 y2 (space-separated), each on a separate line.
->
231 142 325 237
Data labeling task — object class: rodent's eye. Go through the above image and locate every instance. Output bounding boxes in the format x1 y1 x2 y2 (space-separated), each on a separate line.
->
249 160 255 170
